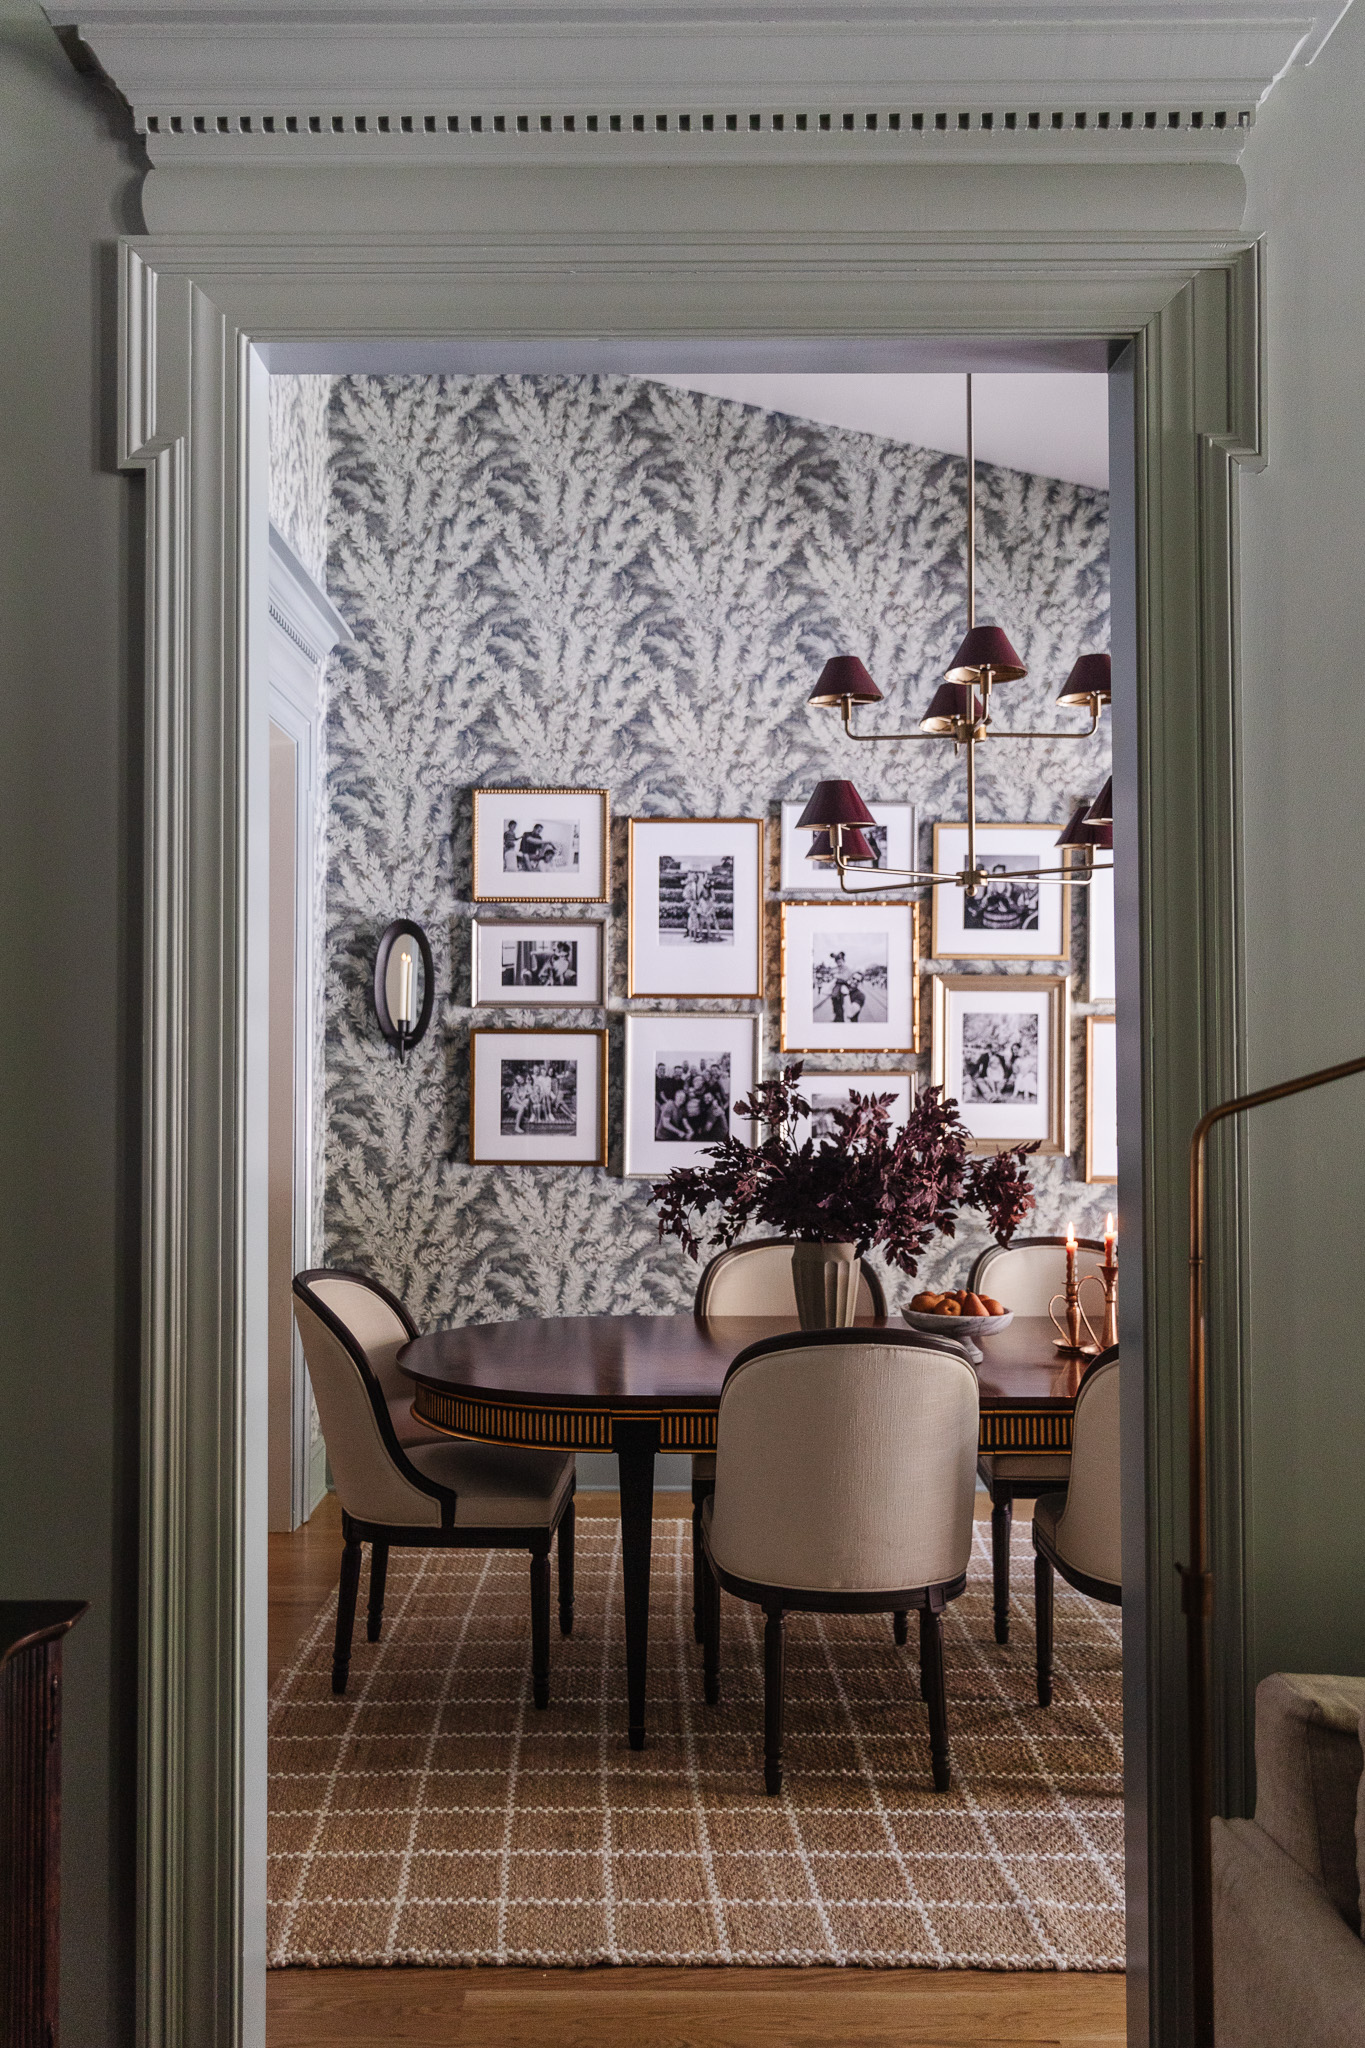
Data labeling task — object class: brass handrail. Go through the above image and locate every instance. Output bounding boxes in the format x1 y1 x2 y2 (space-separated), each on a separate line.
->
1185 1051 1365 2044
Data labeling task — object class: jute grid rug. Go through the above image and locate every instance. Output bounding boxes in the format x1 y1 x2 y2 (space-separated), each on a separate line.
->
268 1518 1123 1971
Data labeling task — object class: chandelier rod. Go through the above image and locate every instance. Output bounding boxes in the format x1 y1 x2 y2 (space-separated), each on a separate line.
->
966 371 975 632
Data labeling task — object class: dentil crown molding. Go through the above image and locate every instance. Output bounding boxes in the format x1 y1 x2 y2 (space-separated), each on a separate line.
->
54 1 1356 166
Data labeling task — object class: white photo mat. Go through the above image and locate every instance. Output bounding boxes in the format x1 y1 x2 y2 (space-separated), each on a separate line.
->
471 786 610 903
627 817 764 999
622 1013 762 1178
780 800 917 894
469 1028 607 1164
470 918 605 1007
1086 1015 1118 1182
931 973 1070 1154
1087 863 1116 1001
780 900 917 1053
931 823 1070 962
794 1071 916 1146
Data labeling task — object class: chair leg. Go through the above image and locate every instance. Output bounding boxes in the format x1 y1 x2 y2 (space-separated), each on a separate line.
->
893 1609 909 1646
1035 1551 1055 1708
691 1479 713 1645
702 1551 721 1707
991 1491 1014 1644
530 1542 551 1709
557 1499 575 1637
921 1604 951 1793
366 1540 389 1643
917 1604 931 1701
333 1528 363 1695
763 1604 785 1797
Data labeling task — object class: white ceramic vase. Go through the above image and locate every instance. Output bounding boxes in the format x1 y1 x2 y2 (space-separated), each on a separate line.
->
790 1241 861 1331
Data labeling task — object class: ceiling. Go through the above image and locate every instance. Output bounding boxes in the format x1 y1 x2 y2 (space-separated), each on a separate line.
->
648 373 1111 490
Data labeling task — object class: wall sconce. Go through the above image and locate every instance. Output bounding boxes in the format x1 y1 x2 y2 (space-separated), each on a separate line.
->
373 919 434 1061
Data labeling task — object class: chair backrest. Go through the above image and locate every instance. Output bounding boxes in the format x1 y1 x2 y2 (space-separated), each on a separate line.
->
1053 1353 1121 1589
301 1267 417 1402
695 1238 887 1320
291 1269 444 1530
968 1236 1105 1318
707 1330 979 1596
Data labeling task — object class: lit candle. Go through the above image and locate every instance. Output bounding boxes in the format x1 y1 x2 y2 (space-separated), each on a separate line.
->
1104 1212 1117 1266
397 947 414 1028
1065 1219 1077 1291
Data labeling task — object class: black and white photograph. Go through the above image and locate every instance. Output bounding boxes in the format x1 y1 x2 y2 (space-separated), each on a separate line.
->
780 900 917 1052
627 818 764 998
795 1072 915 1146
959 1010 1040 1102
469 1028 607 1164
501 817 579 874
653 1052 731 1143
961 856 1040 933
622 1014 761 1176
932 973 1069 1153
471 787 609 903
780 799 915 894
931 824 1069 961
811 932 890 1026
470 919 604 1008
657 854 734 947
499 1059 578 1136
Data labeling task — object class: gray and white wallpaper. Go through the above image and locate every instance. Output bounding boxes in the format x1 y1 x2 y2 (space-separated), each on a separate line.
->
285 372 1112 1328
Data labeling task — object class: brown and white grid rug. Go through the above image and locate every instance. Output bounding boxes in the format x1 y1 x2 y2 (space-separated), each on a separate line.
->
268 1518 1123 1971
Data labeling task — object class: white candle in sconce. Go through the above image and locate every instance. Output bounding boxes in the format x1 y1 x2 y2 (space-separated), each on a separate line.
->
397 946 414 1029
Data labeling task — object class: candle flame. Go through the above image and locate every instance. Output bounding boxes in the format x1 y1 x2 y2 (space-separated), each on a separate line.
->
1065 1220 1077 1248
1105 1213 1115 1236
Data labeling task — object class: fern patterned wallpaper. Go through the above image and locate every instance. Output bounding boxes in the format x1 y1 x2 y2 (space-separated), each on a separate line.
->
271 372 1113 1331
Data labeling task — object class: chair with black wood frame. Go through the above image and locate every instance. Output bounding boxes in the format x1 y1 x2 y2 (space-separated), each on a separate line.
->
292 1269 576 1703
1030 1345 1121 1707
688 1239 887 1643
698 1327 979 1795
968 1234 1105 1644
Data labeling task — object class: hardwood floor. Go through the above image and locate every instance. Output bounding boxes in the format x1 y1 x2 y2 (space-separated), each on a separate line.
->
267 1491 1125 2048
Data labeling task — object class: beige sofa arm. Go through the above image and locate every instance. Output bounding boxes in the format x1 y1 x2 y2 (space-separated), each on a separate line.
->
1213 1818 1365 2048
1254 1672 1365 1931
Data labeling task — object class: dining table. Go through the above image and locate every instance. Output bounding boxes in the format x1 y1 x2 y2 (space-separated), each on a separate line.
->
398 1312 1086 1750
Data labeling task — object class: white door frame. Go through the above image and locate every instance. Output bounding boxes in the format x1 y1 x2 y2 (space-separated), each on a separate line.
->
119 228 1262 2048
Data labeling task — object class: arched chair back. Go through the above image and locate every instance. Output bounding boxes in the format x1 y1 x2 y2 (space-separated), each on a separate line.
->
1048 1351 1121 1591
695 1238 887 1321
296 1265 438 1449
292 1269 447 1531
708 1329 978 1595
968 1236 1105 1318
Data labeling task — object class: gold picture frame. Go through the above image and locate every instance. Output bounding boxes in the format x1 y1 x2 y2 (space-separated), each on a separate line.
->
930 822 1072 962
468 1026 609 1165
931 971 1070 1154
471 786 610 904
779 898 920 1054
626 816 765 999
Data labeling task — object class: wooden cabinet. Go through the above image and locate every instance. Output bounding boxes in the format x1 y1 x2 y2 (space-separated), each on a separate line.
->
0 1602 88 2048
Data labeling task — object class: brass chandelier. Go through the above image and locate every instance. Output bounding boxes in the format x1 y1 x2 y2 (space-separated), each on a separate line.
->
797 374 1113 896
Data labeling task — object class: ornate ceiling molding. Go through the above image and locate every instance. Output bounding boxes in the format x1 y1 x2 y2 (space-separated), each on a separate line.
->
52 2 1356 165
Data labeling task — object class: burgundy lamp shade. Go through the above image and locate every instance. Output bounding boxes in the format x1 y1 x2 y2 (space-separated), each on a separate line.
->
919 681 979 735
1056 800 1103 850
945 624 1027 684
1085 777 1113 827
1056 651 1112 708
796 779 876 829
806 829 836 866
839 827 877 866
807 655 884 708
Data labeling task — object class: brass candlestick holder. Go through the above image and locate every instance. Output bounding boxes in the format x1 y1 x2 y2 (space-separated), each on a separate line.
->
1049 1233 1111 1359
1097 1245 1119 1351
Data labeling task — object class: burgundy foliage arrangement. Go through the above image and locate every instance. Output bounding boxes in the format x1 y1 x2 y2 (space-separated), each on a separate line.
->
652 1062 1037 1280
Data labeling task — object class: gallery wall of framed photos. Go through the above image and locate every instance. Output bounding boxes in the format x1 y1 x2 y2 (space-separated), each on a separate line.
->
303 370 1116 1326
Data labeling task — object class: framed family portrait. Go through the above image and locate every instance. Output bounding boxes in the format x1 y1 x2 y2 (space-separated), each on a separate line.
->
794 1071 916 1146
468 1027 608 1165
1087 863 1116 1001
779 900 918 1053
779 799 916 894
622 1013 762 1178
1085 1015 1118 1182
471 786 610 903
931 972 1070 1154
626 817 765 999
470 918 605 1007
931 823 1070 962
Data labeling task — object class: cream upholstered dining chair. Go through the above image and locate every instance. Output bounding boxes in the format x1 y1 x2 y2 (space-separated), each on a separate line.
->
967 1234 1105 1645
1032 1347 1121 1706
698 1328 979 1795
688 1239 888 1640
293 1269 576 1703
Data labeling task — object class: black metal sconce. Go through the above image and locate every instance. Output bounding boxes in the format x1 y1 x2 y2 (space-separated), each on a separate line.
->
373 919 434 1061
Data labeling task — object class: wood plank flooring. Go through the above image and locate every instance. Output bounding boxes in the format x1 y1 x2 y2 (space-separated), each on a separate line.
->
267 1491 1124 2048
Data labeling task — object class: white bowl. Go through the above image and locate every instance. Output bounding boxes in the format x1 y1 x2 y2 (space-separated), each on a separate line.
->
901 1306 1013 1364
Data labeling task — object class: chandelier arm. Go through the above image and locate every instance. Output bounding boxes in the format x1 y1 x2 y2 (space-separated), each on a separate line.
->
983 712 1104 741
840 709 945 744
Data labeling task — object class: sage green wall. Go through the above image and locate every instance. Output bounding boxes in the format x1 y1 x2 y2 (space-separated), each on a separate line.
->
1238 19 1365 1701
0 5 144 2041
